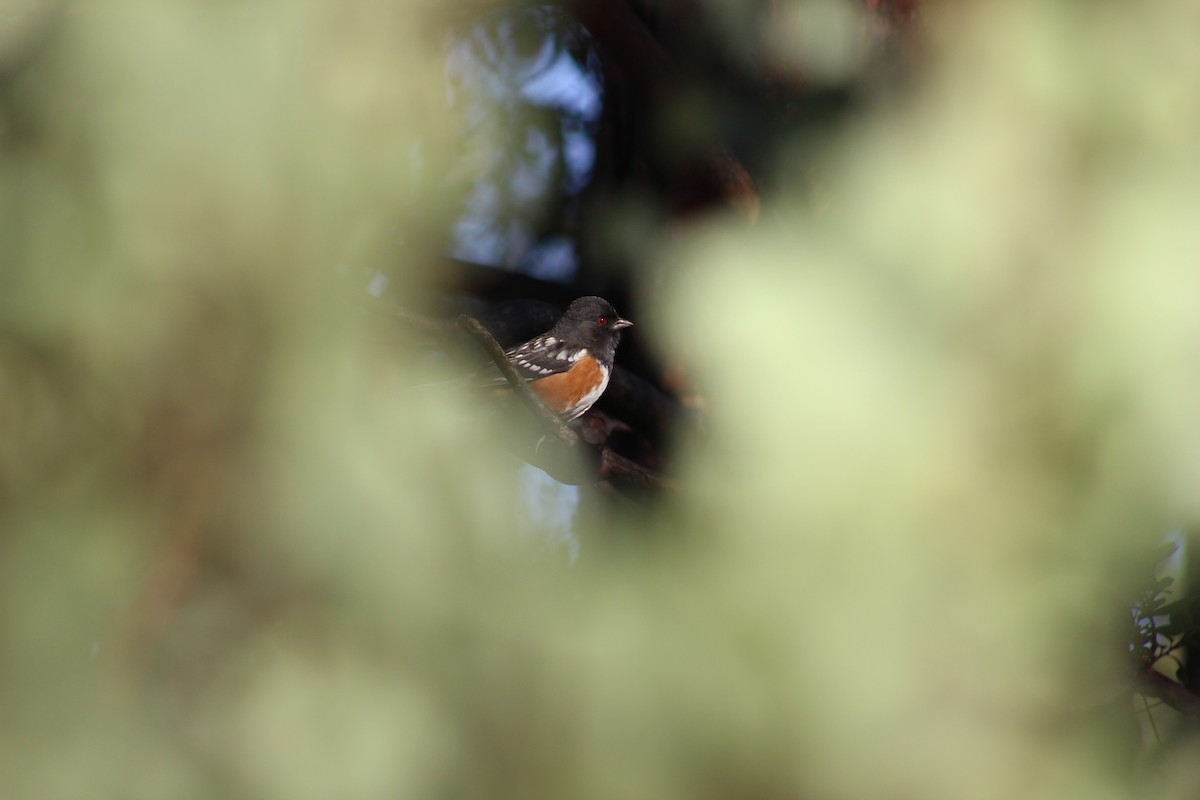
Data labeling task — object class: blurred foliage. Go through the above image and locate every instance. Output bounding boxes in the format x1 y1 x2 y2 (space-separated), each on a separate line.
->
2 1 1200 798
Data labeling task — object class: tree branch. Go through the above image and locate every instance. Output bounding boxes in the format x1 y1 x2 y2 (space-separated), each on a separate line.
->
599 447 680 491
1138 665 1200 718
457 313 579 446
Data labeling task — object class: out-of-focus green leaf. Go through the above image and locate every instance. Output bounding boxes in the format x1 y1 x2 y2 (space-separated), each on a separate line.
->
3 1 1199 798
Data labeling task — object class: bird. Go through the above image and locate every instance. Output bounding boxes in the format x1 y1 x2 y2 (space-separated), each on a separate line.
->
485 296 632 422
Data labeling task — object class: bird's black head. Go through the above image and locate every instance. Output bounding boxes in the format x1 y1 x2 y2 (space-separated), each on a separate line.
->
553 296 632 358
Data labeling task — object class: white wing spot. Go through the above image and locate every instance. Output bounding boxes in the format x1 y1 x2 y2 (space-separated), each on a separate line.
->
570 348 588 362
545 337 557 347
556 350 570 361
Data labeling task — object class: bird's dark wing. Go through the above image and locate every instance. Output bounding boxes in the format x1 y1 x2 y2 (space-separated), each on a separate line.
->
479 335 592 385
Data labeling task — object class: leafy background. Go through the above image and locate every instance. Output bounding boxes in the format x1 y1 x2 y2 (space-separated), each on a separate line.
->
2 1 1199 797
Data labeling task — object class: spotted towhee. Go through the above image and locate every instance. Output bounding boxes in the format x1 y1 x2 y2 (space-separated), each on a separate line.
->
485 296 632 421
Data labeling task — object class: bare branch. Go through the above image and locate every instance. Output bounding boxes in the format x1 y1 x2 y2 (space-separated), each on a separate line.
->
1138 666 1200 718
599 447 680 492
457 314 579 446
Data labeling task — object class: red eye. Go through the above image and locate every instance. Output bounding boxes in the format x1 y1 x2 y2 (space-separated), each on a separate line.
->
596 316 607 326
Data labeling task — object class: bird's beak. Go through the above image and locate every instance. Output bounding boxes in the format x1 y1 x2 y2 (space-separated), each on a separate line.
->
613 318 633 331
